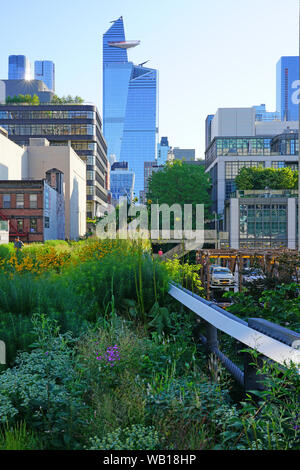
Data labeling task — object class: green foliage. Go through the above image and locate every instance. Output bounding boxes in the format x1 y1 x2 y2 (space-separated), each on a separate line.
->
77 313 200 445
51 94 84 104
0 271 90 365
89 425 161 450
164 255 204 295
2 238 299 451
212 357 300 450
0 243 15 259
226 283 300 331
0 314 36 367
147 160 212 223
146 376 230 449
0 271 86 317
6 94 39 105
44 240 69 248
67 251 169 323
235 166 298 190
0 421 41 450
0 315 89 449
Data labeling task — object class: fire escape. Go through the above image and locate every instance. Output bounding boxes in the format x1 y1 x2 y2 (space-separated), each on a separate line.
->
0 210 29 241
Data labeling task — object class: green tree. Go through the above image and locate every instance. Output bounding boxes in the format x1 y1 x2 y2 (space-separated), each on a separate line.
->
51 94 84 104
6 94 39 105
31 94 40 105
147 160 212 227
235 166 298 190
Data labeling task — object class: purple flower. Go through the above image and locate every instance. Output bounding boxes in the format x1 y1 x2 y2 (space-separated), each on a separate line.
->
96 344 121 367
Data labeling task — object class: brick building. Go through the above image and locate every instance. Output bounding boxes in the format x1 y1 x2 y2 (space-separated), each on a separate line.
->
0 169 65 243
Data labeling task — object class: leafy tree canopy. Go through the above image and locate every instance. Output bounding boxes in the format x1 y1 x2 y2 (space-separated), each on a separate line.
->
51 95 84 104
6 94 39 105
235 166 298 190
146 160 212 221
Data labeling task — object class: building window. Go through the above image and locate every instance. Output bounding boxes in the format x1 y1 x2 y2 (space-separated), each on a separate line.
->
17 219 23 233
3 194 10 208
225 161 265 179
45 191 49 210
29 194 38 209
16 194 24 209
30 218 37 233
239 203 288 247
86 187 95 196
44 217 50 229
87 170 95 181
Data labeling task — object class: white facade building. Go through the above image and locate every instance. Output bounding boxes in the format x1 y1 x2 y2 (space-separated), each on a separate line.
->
0 133 86 240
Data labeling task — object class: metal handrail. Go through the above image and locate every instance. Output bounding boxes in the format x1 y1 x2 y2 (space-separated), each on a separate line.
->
168 282 300 388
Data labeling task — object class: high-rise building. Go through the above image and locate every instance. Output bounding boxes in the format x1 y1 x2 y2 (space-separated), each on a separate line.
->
276 56 300 121
172 147 195 161
0 103 108 219
205 115 215 151
8 55 31 80
157 137 170 164
205 107 299 216
110 162 135 204
34 61 55 92
205 105 281 150
103 17 158 200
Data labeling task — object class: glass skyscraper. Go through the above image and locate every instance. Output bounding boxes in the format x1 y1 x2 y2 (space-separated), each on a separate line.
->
110 162 135 203
276 56 299 121
8 55 31 80
157 137 170 164
34 61 55 92
103 16 158 200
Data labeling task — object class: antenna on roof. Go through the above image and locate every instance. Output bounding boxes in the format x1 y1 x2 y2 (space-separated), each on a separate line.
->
138 60 149 67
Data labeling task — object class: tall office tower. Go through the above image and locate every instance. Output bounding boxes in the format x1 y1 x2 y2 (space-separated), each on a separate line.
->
157 137 170 164
276 56 300 121
0 103 108 218
205 115 215 150
8 55 31 80
34 61 55 92
103 17 158 200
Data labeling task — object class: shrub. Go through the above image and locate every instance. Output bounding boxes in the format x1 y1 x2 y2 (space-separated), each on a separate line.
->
226 283 300 331
0 314 36 367
211 357 300 450
0 243 15 260
89 425 162 450
164 255 204 295
0 315 90 449
146 376 230 425
145 376 231 449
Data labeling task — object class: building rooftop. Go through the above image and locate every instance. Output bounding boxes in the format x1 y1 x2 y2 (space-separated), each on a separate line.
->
227 189 298 199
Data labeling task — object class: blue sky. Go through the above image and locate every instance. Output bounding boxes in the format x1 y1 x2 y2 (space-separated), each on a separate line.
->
0 0 299 157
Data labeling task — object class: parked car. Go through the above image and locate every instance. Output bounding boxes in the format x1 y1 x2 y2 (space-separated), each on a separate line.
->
210 265 235 287
242 267 265 285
